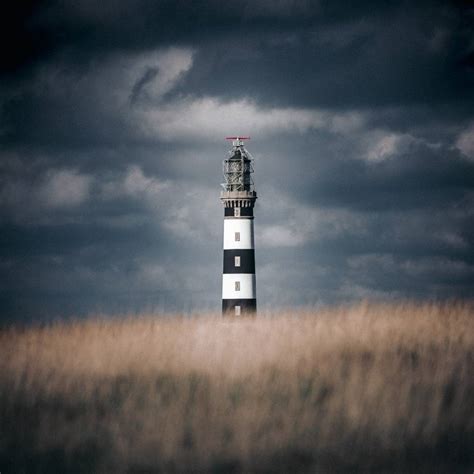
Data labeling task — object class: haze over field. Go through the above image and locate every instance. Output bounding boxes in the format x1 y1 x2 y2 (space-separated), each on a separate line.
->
1 1 474 320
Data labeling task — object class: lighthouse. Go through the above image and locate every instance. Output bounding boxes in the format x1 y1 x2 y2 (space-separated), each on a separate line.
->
221 137 257 316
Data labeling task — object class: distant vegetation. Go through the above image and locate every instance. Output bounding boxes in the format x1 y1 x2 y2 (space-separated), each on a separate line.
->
1 302 473 473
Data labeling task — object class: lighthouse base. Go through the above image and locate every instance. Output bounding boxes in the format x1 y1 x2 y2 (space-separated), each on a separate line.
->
222 299 256 317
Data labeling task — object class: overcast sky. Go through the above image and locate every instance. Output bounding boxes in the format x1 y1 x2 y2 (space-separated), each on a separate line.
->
1 0 473 321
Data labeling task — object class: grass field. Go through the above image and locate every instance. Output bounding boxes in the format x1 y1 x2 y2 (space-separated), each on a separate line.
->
0 301 473 473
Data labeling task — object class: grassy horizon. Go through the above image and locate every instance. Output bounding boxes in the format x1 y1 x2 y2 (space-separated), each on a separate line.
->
1 301 473 473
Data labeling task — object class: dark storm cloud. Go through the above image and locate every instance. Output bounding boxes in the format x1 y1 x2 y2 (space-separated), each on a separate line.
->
4 1 472 106
300 141 474 211
0 0 473 320
1 0 386 72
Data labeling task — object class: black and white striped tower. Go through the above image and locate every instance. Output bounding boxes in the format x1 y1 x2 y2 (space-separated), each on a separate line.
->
221 137 257 316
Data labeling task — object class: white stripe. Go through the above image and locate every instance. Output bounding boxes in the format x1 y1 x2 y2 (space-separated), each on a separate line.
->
223 219 254 249
222 273 256 299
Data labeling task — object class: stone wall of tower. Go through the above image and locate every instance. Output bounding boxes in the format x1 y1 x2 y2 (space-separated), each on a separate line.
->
221 195 256 316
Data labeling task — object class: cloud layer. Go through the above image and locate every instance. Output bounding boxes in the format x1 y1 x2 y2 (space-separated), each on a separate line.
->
0 0 473 320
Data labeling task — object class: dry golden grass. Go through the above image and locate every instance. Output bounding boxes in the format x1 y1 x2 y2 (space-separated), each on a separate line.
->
0 301 473 473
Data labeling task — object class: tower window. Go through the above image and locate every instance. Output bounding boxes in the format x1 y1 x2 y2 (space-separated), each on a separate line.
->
235 281 240 291
234 207 240 217
235 305 241 316
235 232 240 241
235 256 241 267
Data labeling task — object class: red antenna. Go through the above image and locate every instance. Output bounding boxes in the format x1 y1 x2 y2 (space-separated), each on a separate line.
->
225 136 250 140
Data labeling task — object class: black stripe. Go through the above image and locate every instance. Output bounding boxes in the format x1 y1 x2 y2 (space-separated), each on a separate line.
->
223 249 255 273
224 207 254 217
222 299 257 316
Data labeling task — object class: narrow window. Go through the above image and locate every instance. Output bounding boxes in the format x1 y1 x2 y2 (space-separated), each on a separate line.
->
235 256 241 267
235 305 241 316
235 281 240 291
234 207 240 217
235 232 240 241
